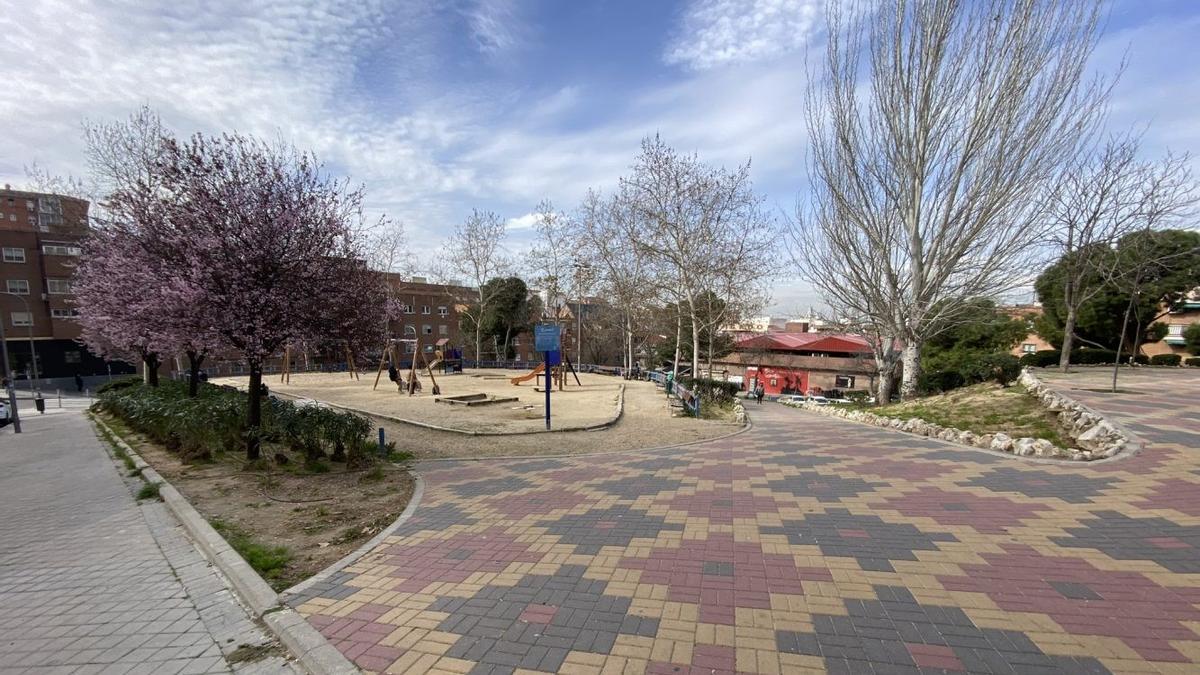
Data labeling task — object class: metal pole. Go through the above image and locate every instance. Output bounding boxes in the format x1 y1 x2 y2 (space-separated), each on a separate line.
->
0 311 21 433
544 350 551 430
4 293 38 393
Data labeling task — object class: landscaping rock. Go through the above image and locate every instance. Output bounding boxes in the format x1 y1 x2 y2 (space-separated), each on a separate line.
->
990 433 1014 453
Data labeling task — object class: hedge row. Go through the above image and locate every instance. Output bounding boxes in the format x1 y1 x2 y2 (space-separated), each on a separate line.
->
97 380 375 466
1021 349 1192 367
678 376 741 404
919 353 1021 395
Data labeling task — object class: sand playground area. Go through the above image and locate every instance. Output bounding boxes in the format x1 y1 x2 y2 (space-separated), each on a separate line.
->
211 368 744 458
215 368 625 434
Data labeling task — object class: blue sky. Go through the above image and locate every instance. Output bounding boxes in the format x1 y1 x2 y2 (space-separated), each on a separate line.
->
2 0 1198 313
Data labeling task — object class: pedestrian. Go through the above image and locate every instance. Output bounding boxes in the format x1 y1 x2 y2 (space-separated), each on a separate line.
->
74 373 84 393
755 383 765 405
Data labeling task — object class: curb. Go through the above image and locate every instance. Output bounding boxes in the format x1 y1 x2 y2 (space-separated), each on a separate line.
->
270 383 626 437
91 414 359 675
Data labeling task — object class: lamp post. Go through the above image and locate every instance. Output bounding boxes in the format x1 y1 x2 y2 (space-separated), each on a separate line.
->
4 292 39 393
0 309 21 433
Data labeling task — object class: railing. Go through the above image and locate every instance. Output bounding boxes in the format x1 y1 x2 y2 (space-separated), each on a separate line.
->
671 381 700 417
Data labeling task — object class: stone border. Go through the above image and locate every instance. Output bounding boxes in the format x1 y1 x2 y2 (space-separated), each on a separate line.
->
782 369 1136 462
270 383 626 437
90 414 359 675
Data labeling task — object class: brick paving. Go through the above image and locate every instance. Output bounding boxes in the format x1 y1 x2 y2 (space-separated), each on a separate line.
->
288 370 1200 674
0 411 295 674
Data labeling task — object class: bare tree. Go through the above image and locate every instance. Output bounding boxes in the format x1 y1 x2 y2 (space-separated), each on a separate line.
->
798 0 1112 398
622 135 776 378
529 199 574 324
440 209 509 361
1045 137 1192 371
24 162 89 200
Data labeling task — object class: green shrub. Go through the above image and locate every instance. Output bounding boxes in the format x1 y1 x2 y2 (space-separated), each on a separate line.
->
919 369 965 394
98 380 372 462
678 377 741 404
1149 354 1182 366
96 376 142 395
1184 323 1200 355
210 519 292 580
978 353 1021 387
1019 350 1061 367
1073 348 1118 365
1185 357 1200 368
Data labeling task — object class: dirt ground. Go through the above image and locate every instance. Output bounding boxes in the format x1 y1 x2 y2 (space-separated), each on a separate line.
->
214 369 623 433
215 371 745 460
97 413 414 592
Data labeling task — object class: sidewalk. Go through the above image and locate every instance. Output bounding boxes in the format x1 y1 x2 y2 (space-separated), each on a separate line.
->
0 411 297 674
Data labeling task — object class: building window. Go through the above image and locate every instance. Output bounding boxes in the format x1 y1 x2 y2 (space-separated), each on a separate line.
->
6 279 30 295
63 350 81 363
403 325 416 335
401 303 413 314
25 200 34 210
42 244 81 256
424 345 435 352
2 247 24 263
51 308 80 319
421 305 430 315
46 278 72 294
1021 343 1037 354
404 342 416 353
835 375 856 389
11 312 32 327
438 306 448 317
1167 324 1184 337
7 214 14 222
422 324 432 335
439 325 448 335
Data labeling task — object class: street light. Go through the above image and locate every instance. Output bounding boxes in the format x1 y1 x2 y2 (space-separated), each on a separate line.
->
3 291 40 394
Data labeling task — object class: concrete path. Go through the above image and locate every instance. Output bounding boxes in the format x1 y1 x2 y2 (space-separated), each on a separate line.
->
288 370 1200 674
0 410 295 674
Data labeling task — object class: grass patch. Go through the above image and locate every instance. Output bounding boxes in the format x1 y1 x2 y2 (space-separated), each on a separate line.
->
210 518 293 586
358 466 387 483
870 383 1068 447
136 481 162 501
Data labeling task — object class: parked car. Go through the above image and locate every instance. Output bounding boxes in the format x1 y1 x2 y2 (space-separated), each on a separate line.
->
0 400 9 427
776 394 806 404
804 395 832 405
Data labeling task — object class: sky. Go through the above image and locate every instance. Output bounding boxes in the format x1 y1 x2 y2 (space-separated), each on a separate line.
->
2 0 1198 315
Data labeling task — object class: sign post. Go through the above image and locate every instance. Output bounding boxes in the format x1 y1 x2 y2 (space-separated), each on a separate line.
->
534 324 562 430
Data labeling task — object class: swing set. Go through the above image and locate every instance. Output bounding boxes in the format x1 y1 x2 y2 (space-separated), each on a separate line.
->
371 337 443 396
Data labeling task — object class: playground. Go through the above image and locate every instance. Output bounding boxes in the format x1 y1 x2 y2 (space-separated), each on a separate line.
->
214 366 626 434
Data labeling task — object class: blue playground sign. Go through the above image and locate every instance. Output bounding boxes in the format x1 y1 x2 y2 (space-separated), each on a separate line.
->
534 324 561 352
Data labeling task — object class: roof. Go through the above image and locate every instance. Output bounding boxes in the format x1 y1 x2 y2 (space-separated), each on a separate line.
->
735 332 873 355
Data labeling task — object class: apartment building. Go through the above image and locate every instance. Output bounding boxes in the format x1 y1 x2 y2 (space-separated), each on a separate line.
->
0 186 131 384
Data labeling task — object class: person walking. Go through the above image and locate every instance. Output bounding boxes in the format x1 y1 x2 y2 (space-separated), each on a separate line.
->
755 383 765 405
74 373 84 393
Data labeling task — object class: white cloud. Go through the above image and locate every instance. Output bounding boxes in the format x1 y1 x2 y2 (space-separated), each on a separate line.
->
505 212 540 230
665 0 824 70
461 0 523 55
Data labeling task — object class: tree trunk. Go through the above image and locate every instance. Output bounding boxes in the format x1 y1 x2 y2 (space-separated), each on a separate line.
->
186 351 205 398
900 342 921 399
671 311 682 381
143 353 160 387
475 317 483 365
876 364 895 404
1059 307 1077 372
1111 293 1136 393
246 364 263 461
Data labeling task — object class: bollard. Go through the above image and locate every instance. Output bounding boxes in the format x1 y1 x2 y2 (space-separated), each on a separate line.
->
378 427 386 457
34 393 45 414
57 389 62 408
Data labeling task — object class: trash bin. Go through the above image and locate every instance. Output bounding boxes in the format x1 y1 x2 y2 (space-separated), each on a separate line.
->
34 394 45 414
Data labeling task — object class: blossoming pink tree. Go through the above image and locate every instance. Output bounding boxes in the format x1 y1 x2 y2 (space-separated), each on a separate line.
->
158 133 383 460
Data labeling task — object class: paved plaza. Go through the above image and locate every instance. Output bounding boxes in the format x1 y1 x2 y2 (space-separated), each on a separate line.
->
0 410 294 674
288 370 1200 674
